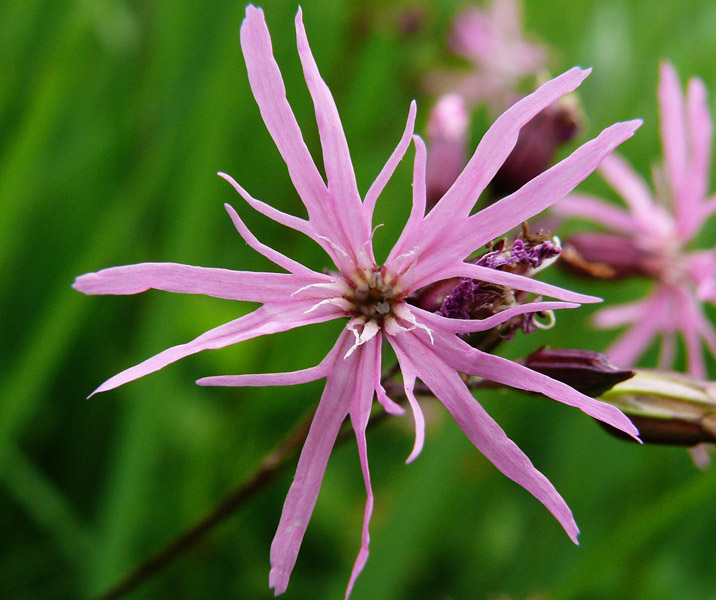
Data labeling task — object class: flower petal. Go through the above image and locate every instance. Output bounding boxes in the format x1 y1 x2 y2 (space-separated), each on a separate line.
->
387 337 427 464
413 300 580 334
603 290 669 368
430 67 591 223
427 262 601 304
295 8 368 260
88 300 344 396
240 7 328 218
408 120 642 289
391 330 581 542
73 263 326 303
659 62 688 215
438 333 640 441
598 154 658 222
552 193 639 234
389 135 428 267
223 203 315 275
218 172 314 239
683 76 713 238
363 101 417 223
464 119 643 250
269 330 356 595
346 335 382 598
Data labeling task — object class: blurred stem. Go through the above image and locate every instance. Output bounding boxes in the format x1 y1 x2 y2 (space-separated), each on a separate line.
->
92 367 493 600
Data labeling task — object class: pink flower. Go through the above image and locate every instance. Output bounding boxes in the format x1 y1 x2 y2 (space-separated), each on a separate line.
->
441 0 548 111
556 63 716 378
74 6 640 597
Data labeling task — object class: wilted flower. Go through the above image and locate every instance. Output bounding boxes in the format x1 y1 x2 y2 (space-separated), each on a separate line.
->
556 63 716 378
74 6 640 597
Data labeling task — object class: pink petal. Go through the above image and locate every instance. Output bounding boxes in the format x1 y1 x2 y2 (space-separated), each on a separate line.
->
603 290 668 368
363 101 417 223
592 298 646 328
372 335 404 415
345 335 382 598
294 9 369 261
387 337 425 463
195 342 338 386
428 68 591 223
89 300 344 396
677 289 708 378
414 300 579 334
218 172 315 239
73 263 325 303
682 76 713 238
421 325 640 441
464 119 643 250
269 330 356 595
390 135 428 262
240 7 326 211
598 154 663 226
553 193 639 234
407 120 642 289
427 262 601 304
391 330 581 542
223 203 312 275
240 6 350 267
658 63 688 214
658 332 676 369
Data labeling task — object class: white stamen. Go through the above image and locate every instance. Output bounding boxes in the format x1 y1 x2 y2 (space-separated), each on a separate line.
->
345 317 379 358
304 297 353 314
291 280 347 297
315 234 349 257
391 303 435 344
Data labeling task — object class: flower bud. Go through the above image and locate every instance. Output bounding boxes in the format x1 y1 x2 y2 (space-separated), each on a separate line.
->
490 94 582 197
523 347 634 397
598 370 716 445
426 94 470 211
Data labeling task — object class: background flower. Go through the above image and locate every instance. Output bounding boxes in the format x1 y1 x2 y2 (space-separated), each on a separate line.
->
556 63 716 378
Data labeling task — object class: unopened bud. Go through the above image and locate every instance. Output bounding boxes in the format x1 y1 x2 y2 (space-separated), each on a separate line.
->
490 94 582 198
524 347 634 397
598 370 716 445
426 94 469 211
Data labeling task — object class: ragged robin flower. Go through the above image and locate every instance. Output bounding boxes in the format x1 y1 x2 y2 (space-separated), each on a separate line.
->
74 5 641 597
556 63 716 378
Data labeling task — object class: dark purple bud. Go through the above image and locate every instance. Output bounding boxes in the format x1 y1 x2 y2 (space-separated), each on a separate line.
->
490 95 582 198
524 346 634 397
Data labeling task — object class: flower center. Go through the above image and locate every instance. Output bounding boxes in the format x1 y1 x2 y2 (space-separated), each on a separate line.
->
350 268 399 319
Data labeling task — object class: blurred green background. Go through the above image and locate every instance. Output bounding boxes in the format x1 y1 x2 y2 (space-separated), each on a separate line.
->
3 0 716 598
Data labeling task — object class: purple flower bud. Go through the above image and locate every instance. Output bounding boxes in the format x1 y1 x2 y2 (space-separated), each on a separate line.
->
490 96 582 197
524 346 634 397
